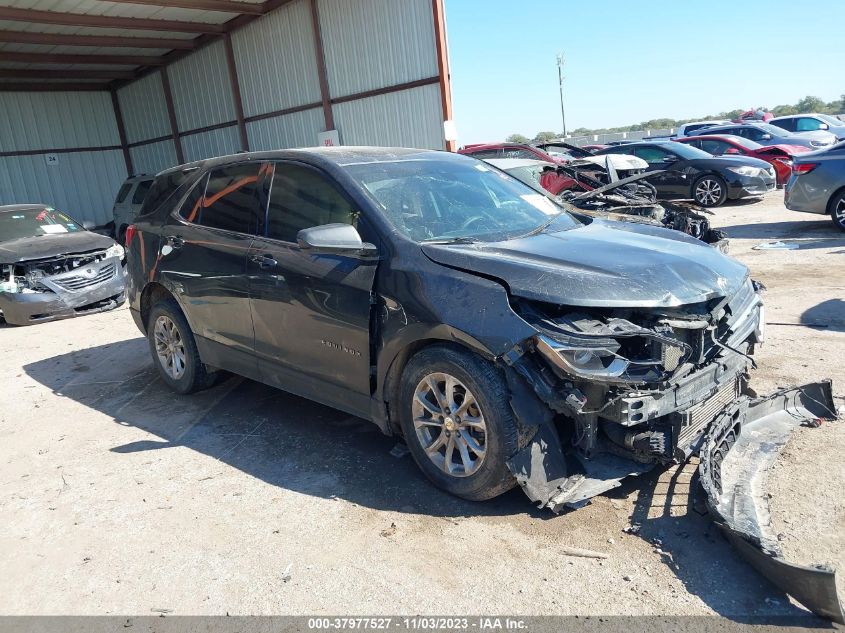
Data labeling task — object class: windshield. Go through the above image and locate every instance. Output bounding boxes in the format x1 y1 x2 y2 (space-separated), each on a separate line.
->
818 114 843 127
0 207 84 242
753 123 790 136
344 158 579 242
666 143 713 160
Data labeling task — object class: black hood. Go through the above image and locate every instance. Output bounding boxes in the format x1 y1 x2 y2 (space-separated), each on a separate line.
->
0 231 116 264
421 219 748 308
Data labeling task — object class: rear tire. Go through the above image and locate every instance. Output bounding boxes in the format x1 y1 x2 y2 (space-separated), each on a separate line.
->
147 298 217 394
829 191 845 232
397 345 518 501
692 174 728 207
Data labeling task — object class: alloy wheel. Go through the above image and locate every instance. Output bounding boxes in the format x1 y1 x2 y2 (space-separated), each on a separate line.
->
834 196 845 229
153 315 186 380
695 178 723 205
411 372 487 477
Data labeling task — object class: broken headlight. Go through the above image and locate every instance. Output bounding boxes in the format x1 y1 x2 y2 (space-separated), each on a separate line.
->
105 243 125 261
535 334 628 380
535 333 688 384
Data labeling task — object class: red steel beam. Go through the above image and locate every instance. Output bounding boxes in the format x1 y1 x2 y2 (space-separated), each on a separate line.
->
0 82 109 92
0 51 166 66
105 0 266 14
0 7 225 34
308 0 334 131
0 69 136 80
223 33 249 151
0 31 195 50
160 67 185 164
110 89 135 176
431 0 454 151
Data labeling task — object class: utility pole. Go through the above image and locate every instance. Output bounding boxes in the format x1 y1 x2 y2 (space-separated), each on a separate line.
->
556 54 567 137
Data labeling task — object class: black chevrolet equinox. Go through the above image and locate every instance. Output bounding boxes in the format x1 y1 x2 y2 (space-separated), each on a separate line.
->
125 146 773 508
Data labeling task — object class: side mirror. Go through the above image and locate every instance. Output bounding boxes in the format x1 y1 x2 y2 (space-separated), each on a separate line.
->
761 133 772 140
662 156 677 164
819 123 829 130
297 223 377 257
82 220 96 231
724 148 742 155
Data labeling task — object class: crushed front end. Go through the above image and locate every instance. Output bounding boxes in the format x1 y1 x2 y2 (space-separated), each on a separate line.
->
0 248 126 326
501 277 842 621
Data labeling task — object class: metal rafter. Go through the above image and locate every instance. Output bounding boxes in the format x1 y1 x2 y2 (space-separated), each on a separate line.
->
0 69 136 80
0 52 166 66
0 7 225 34
0 31 195 49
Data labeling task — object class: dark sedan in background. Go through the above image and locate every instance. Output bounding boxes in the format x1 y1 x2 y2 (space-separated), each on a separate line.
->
784 142 845 231
593 142 776 206
674 134 809 186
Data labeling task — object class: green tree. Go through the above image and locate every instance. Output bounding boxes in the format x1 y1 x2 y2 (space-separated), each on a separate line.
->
796 95 826 113
505 133 529 143
532 131 559 143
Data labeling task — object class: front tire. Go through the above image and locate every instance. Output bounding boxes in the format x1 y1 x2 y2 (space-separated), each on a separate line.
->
692 174 728 207
398 345 518 501
147 298 217 394
829 190 845 232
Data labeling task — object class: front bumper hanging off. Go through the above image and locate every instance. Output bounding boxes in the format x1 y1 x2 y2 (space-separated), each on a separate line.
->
699 380 844 623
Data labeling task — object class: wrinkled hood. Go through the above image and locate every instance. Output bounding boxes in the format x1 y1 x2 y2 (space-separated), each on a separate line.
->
421 219 748 308
0 231 115 263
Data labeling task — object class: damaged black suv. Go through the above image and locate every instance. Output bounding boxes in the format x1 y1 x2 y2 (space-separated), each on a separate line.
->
126 148 841 621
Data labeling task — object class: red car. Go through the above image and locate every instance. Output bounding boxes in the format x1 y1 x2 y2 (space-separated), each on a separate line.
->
674 134 809 186
458 143 570 164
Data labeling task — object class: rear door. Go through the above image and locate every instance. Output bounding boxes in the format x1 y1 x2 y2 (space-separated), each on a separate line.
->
159 161 268 378
247 161 377 416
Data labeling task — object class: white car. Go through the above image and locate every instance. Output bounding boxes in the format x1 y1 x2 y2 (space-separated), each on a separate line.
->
676 120 732 137
112 174 154 245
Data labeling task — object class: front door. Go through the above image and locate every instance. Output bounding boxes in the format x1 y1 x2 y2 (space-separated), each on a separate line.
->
631 146 689 196
247 161 377 417
158 162 267 379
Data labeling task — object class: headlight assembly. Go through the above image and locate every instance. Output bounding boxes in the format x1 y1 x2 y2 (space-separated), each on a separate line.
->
105 243 125 260
726 166 760 177
535 334 628 380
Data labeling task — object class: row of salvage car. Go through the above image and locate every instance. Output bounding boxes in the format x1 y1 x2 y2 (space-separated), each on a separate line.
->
1 142 843 623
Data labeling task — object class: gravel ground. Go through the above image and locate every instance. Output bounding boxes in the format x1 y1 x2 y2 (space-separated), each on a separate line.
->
0 193 842 618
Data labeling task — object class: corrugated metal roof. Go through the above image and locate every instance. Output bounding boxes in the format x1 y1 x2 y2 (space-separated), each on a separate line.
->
1 1 236 25
232 0 321 117
318 0 437 98
169 39 235 131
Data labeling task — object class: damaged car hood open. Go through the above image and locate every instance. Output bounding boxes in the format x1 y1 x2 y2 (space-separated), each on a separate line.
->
422 218 747 308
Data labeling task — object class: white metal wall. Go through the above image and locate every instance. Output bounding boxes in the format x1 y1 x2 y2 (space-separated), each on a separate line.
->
0 92 126 226
0 0 447 228
318 0 438 97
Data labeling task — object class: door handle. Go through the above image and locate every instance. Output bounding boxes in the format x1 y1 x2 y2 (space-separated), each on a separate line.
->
165 235 185 249
251 253 278 269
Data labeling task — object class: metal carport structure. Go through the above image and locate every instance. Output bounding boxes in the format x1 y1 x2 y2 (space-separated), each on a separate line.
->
0 0 454 227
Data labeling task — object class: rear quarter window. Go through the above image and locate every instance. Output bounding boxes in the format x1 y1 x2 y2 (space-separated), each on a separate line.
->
114 182 132 204
131 180 154 205
140 171 192 216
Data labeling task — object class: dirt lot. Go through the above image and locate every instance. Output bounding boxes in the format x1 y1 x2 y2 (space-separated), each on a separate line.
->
1 193 843 618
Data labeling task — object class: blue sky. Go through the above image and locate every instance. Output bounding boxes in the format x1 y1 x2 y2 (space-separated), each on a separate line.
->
444 0 845 145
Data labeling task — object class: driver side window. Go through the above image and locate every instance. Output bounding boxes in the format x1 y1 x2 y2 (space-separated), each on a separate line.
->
796 118 822 132
266 163 356 244
700 140 731 155
633 146 671 164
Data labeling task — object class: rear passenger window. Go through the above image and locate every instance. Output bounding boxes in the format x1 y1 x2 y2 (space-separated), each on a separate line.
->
266 163 356 243
193 163 263 234
115 183 132 204
463 150 501 159
141 170 191 215
179 174 209 224
131 180 153 205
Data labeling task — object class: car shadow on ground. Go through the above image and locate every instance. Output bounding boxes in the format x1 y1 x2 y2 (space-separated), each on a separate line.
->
23 337 831 623
718 218 843 244
23 336 540 521
802 299 845 333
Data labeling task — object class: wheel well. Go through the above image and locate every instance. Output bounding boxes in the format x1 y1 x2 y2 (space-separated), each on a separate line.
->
140 282 175 330
826 185 845 214
382 339 481 437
